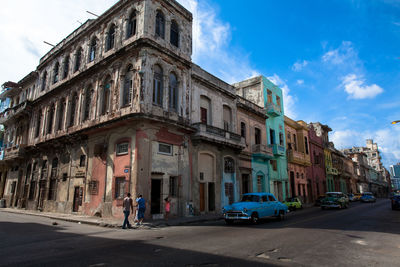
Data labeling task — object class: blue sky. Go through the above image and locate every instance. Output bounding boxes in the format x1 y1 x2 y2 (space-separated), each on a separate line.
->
0 0 399 168
179 0 400 168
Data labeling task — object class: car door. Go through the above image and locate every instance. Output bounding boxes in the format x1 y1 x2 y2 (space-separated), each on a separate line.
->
259 195 269 217
266 195 277 216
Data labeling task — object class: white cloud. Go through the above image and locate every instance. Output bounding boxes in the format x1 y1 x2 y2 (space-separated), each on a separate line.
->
178 0 259 83
267 74 297 119
341 74 383 99
0 0 119 83
292 60 308 71
331 127 400 168
322 41 357 65
296 79 304 85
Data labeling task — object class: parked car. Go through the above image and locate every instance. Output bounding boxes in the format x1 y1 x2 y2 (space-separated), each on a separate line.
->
347 193 356 202
283 197 302 211
391 195 400 210
315 195 326 206
222 193 288 224
320 192 349 209
353 193 362 201
360 192 376 203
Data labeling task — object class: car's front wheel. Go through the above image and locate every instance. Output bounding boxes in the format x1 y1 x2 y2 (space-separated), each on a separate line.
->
250 213 259 224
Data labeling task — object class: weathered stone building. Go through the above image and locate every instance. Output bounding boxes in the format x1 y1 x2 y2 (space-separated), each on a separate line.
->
306 122 326 201
284 117 311 203
234 76 288 201
0 0 283 218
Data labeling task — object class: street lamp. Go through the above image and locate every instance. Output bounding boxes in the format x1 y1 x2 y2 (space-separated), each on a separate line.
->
391 120 400 124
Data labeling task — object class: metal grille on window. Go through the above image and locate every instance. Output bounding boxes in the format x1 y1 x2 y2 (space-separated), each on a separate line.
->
115 178 125 199
158 143 172 155
224 157 234 173
117 143 129 155
89 180 99 195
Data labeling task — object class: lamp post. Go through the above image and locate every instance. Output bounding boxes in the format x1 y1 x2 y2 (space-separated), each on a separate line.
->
391 120 400 125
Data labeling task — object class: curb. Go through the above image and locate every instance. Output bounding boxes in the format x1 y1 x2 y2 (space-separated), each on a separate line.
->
0 208 223 229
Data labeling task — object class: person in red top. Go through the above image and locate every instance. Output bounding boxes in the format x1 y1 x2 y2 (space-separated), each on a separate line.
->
164 197 171 220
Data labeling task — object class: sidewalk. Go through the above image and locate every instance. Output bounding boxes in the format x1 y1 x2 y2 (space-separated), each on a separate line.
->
0 208 222 229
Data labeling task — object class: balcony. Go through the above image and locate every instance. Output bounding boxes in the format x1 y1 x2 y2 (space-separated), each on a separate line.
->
251 144 274 159
269 144 285 157
265 102 281 117
326 167 339 175
0 101 31 124
3 144 26 160
192 123 245 150
287 149 311 166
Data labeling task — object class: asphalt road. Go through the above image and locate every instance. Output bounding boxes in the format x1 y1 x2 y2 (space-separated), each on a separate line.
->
1 199 400 267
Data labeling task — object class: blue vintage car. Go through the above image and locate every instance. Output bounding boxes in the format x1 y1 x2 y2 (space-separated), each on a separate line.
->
360 192 376 203
222 192 288 224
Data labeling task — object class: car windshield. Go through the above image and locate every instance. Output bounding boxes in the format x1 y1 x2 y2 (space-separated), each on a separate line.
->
241 195 260 202
326 193 341 198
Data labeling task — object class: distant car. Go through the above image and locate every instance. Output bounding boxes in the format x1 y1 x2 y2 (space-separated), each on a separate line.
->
283 197 302 211
360 192 376 203
353 193 362 201
222 193 288 224
320 192 349 209
347 193 356 202
391 195 400 210
315 195 326 206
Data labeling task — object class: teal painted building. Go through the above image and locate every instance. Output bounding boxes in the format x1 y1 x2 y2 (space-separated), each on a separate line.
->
234 76 289 201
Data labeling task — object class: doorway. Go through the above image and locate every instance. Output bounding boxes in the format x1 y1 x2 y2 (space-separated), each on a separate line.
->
290 171 295 197
151 179 162 214
199 183 205 212
72 186 82 212
208 182 215 211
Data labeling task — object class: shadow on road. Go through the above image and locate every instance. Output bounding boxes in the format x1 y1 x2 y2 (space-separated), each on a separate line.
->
191 199 400 235
0 221 278 267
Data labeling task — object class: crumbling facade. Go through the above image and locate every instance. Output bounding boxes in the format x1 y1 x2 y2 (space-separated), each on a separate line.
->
234 77 288 201
284 117 312 203
0 0 282 218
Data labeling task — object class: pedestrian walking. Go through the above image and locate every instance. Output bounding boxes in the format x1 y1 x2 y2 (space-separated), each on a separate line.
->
122 193 133 229
164 197 171 220
136 194 146 225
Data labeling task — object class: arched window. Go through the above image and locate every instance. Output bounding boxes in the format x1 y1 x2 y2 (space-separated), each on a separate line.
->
74 48 82 72
153 65 163 106
240 122 246 139
89 38 97 62
41 71 47 91
168 72 178 110
47 104 55 134
57 98 65 131
155 11 165 38
224 157 235 173
170 20 179 47
101 77 112 115
63 56 69 79
121 65 134 107
200 95 211 124
53 62 59 84
126 11 137 38
51 158 58 178
83 87 92 121
68 93 78 127
35 110 42 137
106 24 116 51
223 105 232 131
